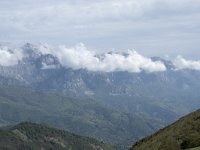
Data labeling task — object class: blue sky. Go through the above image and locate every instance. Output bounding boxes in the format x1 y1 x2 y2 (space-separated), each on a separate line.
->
0 0 200 58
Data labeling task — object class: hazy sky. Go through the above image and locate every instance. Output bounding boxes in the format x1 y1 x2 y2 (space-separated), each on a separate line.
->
0 0 200 58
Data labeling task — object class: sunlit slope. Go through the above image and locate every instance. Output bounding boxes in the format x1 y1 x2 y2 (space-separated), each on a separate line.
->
130 109 200 150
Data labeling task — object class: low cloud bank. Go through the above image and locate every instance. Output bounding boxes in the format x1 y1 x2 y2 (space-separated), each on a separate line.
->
0 47 23 66
43 43 166 73
173 55 200 71
1 43 200 72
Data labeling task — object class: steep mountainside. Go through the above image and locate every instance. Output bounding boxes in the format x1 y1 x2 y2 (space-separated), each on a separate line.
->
130 109 200 150
0 86 160 149
0 122 115 150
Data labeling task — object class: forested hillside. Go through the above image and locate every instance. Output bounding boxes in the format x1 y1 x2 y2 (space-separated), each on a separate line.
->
0 122 115 150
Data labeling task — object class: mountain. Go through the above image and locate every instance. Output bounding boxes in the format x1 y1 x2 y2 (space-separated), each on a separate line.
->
130 108 200 150
1 44 200 121
1 43 200 149
0 85 159 149
0 122 115 150
1 43 200 115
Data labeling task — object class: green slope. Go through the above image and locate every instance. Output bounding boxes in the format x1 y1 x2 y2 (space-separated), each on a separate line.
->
130 109 200 150
0 122 115 150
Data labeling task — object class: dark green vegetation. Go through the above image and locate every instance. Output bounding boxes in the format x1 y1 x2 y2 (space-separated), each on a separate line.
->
0 86 159 149
0 122 115 150
130 109 200 150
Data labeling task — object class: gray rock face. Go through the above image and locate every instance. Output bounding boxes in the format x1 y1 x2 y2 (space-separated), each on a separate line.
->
0 44 199 97
1 44 200 122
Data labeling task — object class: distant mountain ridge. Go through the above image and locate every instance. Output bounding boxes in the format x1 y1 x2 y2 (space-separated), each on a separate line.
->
0 122 115 150
1 43 200 149
0 44 200 118
130 108 200 150
1 43 200 98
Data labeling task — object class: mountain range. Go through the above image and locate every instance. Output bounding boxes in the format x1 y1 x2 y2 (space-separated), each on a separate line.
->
0 43 200 149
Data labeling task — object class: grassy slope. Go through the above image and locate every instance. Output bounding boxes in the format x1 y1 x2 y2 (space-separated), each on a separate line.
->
0 122 115 150
130 109 200 150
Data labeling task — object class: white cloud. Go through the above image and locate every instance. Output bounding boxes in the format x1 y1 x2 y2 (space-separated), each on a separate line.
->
41 63 58 70
0 47 23 66
2 42 200 73
1 0 200 35
0 42 166 73
0 42 167 72
42 43 166 72
173 55 200 70
0 0 200 56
